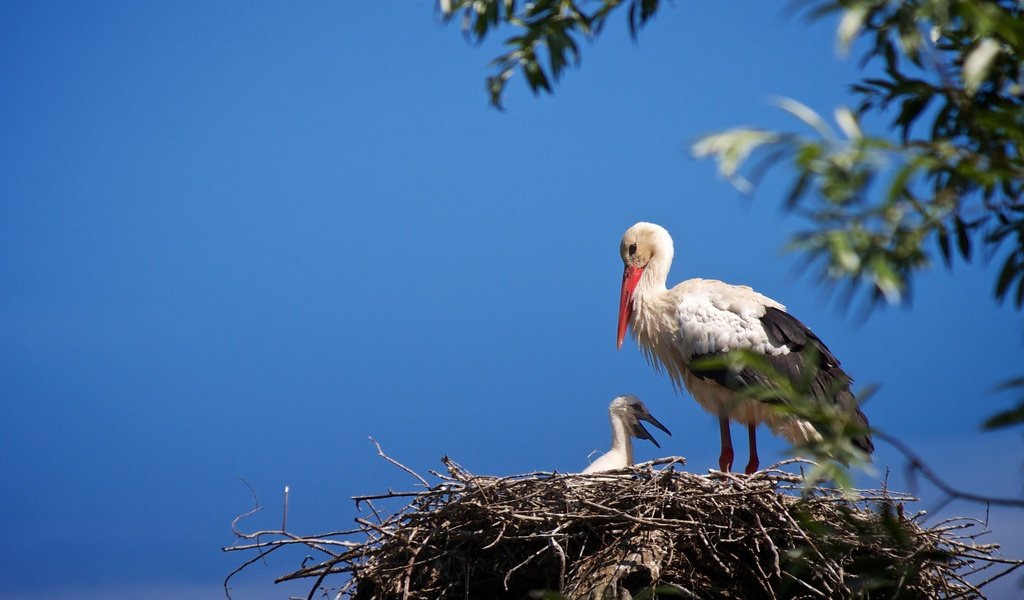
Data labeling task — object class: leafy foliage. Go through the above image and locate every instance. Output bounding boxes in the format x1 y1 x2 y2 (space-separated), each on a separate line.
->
437 0 660 108
438 0 1024 313
695 1 1024 310
694 102 941 307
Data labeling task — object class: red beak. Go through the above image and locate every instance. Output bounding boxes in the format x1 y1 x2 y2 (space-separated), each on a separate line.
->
617 265 644 350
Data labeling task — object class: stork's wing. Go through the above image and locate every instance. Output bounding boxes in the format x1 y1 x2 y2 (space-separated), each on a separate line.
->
688 307 846 394
674 282 873 454
759 307 873 454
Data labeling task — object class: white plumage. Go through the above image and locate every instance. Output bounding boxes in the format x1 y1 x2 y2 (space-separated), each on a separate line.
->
582 395 671 474
616 222 873 473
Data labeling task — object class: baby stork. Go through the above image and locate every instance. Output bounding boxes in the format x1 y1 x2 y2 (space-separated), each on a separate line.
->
583 395 671 474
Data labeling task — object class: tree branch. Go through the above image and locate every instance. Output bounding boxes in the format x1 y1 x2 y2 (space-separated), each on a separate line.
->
877 431 1024 508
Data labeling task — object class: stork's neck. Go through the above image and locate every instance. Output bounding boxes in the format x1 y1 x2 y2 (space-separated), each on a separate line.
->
608 415 634 465
631 251 672 325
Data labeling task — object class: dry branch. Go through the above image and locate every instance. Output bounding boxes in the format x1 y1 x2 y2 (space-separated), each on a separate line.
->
224 458 1022 599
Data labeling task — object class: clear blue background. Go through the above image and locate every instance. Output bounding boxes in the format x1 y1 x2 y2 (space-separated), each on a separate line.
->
2 2 1021 598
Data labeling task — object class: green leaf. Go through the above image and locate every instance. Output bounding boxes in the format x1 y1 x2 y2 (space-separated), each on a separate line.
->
869 257 903 304
954 216 972 260
691 129 781 193
894 95 931 141
626 0 662 39
982 403 1024 430
830 233 861 272
786 171 813 209
935 222 952 268
488 72 510 110
995 254 1021 301
993 377 1024 392
772 96 834 141
1016 271 1024 308
834 106 862 140
963 38 1000 95
836 5 868 57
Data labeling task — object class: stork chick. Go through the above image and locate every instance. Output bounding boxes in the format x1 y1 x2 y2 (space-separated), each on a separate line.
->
583 395 671 474
616 222 873 474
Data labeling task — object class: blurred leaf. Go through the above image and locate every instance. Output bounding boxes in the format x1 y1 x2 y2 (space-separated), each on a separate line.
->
984 376 1024 429
995 254 1022 301
1017 271 1024 307
994 376 1024 392
835 106 862 140
983 404 1024 430
691 129 781 192
786 171 813 209
936 222 952 268
894 95 931 141
963 38 1000 95
954 216 971 260
869 256 903 304
628 0 661 39
836 5 868 57
772 96 834 141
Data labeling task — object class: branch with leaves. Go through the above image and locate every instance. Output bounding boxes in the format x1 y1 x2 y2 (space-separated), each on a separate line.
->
438 0 1024 313
695 1 1024 309
438 0 661 108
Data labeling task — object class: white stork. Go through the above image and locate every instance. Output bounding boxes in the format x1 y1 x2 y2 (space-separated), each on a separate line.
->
616 222 873 474
583 395 671 474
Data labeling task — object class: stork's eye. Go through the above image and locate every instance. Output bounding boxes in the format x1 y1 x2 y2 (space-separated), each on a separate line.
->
628 243 637 256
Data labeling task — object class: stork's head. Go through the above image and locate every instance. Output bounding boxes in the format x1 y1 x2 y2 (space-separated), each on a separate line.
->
617 222 674 349
609 394 671 448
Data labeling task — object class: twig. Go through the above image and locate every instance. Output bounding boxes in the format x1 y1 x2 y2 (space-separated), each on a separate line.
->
502 545 547 590
370 436 430 488
282 485 290 532
353 490 435 503
224 543 284 600
231 478 263 538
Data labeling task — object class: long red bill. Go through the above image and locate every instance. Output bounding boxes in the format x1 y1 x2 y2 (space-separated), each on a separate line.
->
617 265 644 349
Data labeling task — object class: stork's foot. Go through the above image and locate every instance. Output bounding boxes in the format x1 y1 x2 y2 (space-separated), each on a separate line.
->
718 448 734 472
718 415 734 472
744 424 759 474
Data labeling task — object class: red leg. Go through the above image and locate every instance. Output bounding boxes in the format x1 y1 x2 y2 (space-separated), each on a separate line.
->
744 424 759 474
718 415 734 472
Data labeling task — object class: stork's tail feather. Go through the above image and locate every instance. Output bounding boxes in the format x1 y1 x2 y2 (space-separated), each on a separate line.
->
838 388 874 457
852 411 874 457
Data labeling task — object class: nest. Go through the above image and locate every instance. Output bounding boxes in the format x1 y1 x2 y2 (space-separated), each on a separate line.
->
226 457 1022 600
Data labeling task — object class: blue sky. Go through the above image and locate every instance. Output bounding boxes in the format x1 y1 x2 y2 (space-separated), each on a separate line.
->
2 2 1022 598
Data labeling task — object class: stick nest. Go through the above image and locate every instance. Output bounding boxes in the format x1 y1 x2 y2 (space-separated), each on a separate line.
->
227 458 1021 599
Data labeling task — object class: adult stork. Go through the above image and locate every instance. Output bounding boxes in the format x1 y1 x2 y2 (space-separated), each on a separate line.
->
616 222 873 474
583 395 671 474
